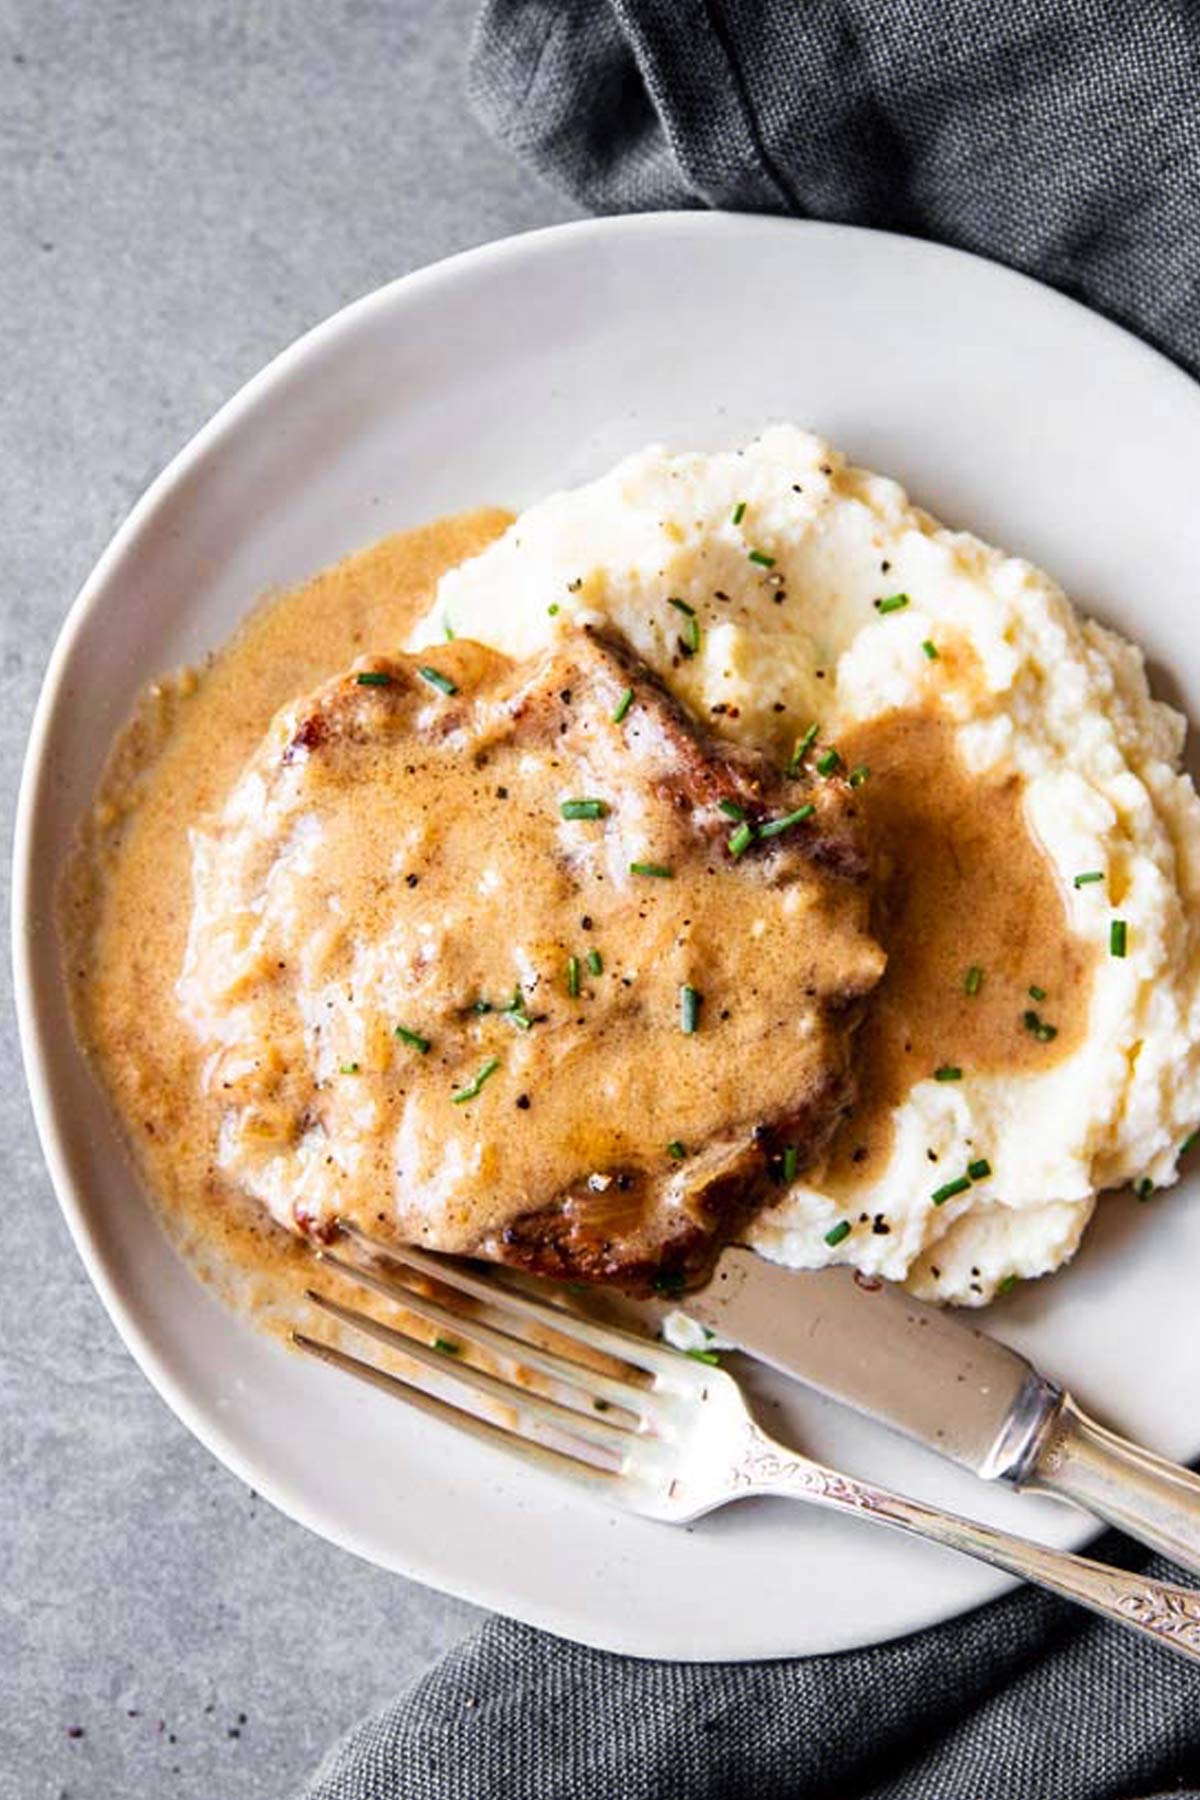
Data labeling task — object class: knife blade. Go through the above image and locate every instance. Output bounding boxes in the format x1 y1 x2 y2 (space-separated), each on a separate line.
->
651 1249 1200 1575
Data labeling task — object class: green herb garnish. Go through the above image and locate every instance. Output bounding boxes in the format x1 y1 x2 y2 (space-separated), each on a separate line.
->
418 665 458 696
934 1065 963 1082
921 639 939 660
824 1220 851 1247
788 721 820 771
612 687 634 724
732 500 747 526
1028 985 1047 1002
451 1057 500 1104
667 1140 687 1160
748 549 775 569
848 764 870 788
355 670 392 687
997 1275 1018 1296
727 821 755 858
758 803 815 839
548 603 560 617
630 861 673 879
815 748 841 777
968 1158 991 1181
561 798 609 820
680 985 702 1035
1110 919 1128 958
587 949 603 976
931 1175 971 1206
1135 1177 1154 1200
1073 870 1104 887
394 1026 431 1054
782 1145 798 1183
1023 1009 1059 1043
567 955 581 999
965 965 984 997
433 1337 459 1355
718 798 746 820
1182 1129 1199 1157
686 1348 720 1366
875 593 910 615
339 1061 360 1074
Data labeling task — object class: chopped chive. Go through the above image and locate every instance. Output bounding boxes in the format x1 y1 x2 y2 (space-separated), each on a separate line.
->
965 965 984 997
968 1158 992 1181
718 798 747 820
586 949 603 976
443 617 456 642
732 500 747 526
686 1348 720 1366
815 748 841 777
339 1061 360 1074
1023 1009 1058 1043
1181 1129 1199 1157
471 999 493 1015
418 665 458 696
652 1269 686 1296
758 803 815 839
667 1140 687 1160
683 614 701 652
934 1065 963 1081
727 821 755 858
503 999 534 1031
630 861 673 878
433 1337 459 1355
561 797 609 820
875 593 910 615
680 985 702 1035
1028 985 1047 1002
355 670 392 687
748 549 776 569
1073 870 1104 888
567 955 580 998
997 1274 1018 1296
782 1145 798 1183
848 764 870 788
931 1174 971 1205
394 1026 431 1054
451 1056 500 1103
788 721 820 771
1135 1176 1154 1200
1110 919 1128 958
824 1220 851 1247
612 687 634 724
668 597 696 617
548 603 560 617
921 639 939 660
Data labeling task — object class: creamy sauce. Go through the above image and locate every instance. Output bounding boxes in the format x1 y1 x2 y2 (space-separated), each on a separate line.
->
63 512 1092 1318
62 511 511 1320
823 710 1093 1182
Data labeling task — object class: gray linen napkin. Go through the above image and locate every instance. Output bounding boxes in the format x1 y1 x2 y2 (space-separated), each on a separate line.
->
297 5 1200 1793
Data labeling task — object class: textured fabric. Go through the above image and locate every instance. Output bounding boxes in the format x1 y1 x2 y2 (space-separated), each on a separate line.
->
466 0 1200 380
299 1542 1200 1798
296 5 1200 1793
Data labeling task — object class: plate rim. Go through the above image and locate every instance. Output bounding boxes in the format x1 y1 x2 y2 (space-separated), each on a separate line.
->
13 209 1199 1661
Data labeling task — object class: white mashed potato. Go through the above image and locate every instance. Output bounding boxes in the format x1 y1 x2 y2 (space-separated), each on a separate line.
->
411 426 1200 1302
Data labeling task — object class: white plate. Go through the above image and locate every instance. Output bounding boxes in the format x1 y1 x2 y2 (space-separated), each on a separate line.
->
15 214 1200 1661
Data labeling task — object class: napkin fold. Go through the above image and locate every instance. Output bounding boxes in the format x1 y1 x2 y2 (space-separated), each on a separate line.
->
468 0 1200 380
298 4 1200 1792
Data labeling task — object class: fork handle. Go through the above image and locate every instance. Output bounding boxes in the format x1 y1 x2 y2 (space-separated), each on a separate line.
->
740 1426 1200 1663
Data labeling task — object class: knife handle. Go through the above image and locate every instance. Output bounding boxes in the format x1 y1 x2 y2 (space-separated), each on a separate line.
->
1020 1394 1200 1578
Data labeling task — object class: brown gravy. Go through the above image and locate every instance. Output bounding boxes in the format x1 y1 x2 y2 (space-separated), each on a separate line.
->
62 510 512 1320
62 514 1093 1321
823 709 1093 1181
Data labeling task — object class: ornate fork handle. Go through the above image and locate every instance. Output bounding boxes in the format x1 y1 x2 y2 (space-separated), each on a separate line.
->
733 1422 1200 1662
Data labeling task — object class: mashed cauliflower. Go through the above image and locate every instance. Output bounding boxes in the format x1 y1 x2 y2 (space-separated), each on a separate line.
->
411 427 1200 1303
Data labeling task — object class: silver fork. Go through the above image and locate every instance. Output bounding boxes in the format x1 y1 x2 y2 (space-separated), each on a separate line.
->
294 1226 1200 1664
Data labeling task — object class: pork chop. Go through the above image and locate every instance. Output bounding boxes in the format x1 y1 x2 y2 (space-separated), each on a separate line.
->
178 628 885 1291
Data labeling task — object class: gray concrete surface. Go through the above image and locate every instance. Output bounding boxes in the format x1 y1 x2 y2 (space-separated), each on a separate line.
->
1 4 576 1794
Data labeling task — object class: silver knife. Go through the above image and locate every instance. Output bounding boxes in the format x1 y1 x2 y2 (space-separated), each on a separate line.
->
672 1249 1200 1576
